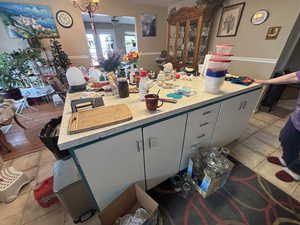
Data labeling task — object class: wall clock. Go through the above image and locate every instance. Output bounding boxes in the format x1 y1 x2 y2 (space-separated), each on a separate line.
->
251 9 269 25
56 10 73 28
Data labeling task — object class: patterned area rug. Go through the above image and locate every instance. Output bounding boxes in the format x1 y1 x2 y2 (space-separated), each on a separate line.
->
149 162 300 225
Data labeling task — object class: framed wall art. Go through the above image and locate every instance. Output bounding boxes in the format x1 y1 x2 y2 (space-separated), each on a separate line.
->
266 26 281 40
217 2 245 37
0 2 59 38
141 14 156 37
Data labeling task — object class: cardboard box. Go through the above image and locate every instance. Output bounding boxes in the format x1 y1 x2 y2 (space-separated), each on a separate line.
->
194 160 234 198
99 184 159 225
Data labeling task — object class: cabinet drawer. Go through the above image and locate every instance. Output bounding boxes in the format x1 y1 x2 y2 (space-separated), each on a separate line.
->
189 103 220 125
189 122 215 146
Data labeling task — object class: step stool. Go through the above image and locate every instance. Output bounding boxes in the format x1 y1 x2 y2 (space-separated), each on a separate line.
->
0 167 31 203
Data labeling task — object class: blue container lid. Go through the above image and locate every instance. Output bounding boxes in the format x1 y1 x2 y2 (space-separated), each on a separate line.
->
206 69 226 78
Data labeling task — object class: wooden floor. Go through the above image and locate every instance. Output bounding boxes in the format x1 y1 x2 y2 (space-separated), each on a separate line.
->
0 103 63 161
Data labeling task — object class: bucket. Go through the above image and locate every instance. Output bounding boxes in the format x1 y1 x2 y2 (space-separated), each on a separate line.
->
207 59 231 72
210 54 233 61
215 44 234 55
204 75 225 94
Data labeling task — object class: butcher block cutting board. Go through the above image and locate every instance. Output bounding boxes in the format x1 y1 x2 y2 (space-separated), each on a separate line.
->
68 104 133 134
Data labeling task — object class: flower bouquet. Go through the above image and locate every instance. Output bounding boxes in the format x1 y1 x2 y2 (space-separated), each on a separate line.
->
99 50 122 72
123 51 139 65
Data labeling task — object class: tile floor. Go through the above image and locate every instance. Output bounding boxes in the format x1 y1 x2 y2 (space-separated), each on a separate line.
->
228 111 300 202
0 148 101 225
1 110 300 225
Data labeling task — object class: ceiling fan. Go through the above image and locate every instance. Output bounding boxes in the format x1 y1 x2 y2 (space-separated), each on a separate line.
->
111 16 120 24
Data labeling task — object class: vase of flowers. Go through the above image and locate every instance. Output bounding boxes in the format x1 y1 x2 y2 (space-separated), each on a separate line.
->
99 51 122 73
123 51 139 72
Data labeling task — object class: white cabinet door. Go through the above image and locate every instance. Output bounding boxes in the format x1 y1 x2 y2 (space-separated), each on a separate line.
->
75 129 144 209
180 103 221 170
143 114 187 189
211 89 261 146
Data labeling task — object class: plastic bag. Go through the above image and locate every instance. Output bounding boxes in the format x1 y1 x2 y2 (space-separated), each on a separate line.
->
114 208 150 225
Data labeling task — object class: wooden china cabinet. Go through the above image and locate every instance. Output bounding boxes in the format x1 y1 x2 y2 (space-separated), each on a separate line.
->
167 6 207 72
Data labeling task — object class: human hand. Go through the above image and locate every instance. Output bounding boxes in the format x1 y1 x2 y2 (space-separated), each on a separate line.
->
254 79 270 85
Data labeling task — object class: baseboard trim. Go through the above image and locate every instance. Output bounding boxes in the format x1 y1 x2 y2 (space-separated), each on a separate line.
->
69 55 89 59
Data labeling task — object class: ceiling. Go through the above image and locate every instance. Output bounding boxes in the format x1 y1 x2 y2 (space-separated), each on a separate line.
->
82 13 136 24
128 0 180 7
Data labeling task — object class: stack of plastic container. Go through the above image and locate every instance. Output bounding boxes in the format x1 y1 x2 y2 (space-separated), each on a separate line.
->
204 44 233 94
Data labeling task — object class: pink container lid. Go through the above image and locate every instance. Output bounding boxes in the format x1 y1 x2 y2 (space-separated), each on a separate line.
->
216 44 234 47
209 59 231 63
212 53 234 56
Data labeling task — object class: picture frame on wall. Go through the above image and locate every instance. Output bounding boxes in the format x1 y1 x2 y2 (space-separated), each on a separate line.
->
266 26 281 40
141 14 156 37
217 2 245 37
0 2 59 39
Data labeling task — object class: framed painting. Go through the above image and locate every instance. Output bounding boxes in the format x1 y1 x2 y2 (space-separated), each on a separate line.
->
141 14 156 37
266 26 281 40
0 2 59 39
217 2 245 37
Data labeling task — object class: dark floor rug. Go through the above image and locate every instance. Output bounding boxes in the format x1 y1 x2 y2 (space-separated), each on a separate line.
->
149 162 300 225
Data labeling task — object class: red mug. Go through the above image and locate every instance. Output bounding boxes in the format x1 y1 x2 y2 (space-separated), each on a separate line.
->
145 94 163 111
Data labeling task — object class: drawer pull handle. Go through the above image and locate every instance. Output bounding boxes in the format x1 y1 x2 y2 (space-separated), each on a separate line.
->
148 138 152 149
243 101 248 110
200 122 209 127
202 110 212 115
136 141 141 152
197 134 206 139
238 101 244 111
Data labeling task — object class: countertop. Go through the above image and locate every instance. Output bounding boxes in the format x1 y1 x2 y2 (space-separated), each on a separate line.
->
58 77 262 150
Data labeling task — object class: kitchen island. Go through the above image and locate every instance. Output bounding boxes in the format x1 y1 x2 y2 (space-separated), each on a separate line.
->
58 77 262 210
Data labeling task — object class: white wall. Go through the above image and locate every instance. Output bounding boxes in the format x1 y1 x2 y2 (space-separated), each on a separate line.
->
168 0 300 80
208 0 300 80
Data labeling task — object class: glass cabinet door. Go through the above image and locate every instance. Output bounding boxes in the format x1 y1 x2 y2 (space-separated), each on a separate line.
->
186 20 198 66
168 25 176 57
176 23 186 64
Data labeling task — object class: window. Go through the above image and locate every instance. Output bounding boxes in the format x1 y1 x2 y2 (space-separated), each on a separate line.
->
86 34 99 66
124 32 138 53
99 33 114 59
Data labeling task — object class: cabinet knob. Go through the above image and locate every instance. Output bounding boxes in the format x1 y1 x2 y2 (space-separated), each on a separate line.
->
197 134 206 139
200 122 209 127
202 110 212 115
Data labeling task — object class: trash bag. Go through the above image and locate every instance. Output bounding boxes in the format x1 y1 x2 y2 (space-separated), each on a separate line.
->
40 116 70 160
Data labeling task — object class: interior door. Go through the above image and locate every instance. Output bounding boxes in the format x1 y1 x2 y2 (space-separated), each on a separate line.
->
143 114 187 189
211 89 262 146
75 129 144 209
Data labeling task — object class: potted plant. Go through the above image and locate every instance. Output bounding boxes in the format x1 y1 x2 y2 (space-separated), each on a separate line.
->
50 38 71 86
0 48 45 100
